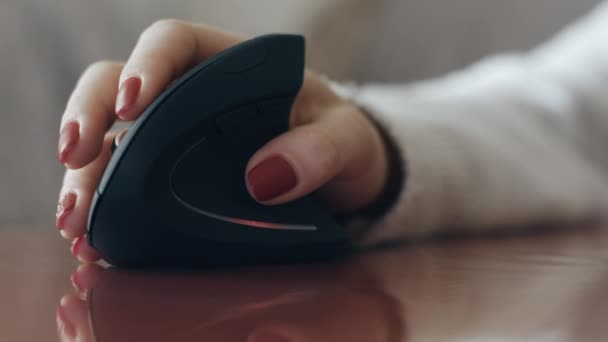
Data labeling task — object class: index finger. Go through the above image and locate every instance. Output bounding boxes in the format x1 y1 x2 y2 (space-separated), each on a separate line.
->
115 20 245 121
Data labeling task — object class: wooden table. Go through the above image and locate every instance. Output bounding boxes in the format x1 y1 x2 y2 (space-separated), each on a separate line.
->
2 224 607 341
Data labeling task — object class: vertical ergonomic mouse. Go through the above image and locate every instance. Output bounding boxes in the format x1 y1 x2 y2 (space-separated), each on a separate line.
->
87 34 350 267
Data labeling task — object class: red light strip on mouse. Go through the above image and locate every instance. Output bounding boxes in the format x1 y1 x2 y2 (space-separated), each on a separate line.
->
173 194 318 231
219 217 318 230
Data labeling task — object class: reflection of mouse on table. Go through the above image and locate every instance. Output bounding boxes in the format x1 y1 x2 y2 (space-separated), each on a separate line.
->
87 35 349 268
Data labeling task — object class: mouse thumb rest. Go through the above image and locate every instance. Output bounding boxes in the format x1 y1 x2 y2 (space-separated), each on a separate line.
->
87 34 351 267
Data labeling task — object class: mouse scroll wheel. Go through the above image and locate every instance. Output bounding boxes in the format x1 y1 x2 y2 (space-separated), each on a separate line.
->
111 129 128 154
111 138 118 154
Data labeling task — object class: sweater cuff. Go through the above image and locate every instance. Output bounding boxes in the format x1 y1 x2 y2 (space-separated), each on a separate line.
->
328 80 413 245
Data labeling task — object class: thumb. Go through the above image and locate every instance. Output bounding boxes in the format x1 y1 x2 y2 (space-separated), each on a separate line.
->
245 105 388 214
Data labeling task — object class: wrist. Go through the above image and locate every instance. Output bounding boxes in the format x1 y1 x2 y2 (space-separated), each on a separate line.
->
337 105 406 238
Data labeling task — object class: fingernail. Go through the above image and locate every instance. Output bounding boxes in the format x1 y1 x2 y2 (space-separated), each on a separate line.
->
56 192 77 230
115 76 142 117
247 155 297 202
71 236 83 257
248 330 292 342
58 121 80 163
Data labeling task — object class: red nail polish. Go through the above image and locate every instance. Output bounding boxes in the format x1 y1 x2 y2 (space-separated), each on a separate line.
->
248 331 291 342
56 192 77 230
71 236 83 257
115 76 142 117
247 155 297 202
58 121 80 163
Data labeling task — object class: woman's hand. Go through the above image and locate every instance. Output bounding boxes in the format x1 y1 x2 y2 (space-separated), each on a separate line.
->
56 20 389 261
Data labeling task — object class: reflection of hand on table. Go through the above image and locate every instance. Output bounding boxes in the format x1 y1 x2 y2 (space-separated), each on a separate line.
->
57 262 403 342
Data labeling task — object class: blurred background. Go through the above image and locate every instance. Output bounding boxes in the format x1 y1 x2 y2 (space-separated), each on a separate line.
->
0 0 601 225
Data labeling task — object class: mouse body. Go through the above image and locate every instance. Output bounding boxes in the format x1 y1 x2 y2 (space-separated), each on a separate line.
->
87 34 350 267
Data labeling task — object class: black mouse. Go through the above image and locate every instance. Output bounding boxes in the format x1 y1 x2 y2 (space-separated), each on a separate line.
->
87 34 350 268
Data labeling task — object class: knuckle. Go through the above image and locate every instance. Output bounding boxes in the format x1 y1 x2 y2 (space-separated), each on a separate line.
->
67 60 120 112
84 60 121 76
308 126 341 172
143 18 188 38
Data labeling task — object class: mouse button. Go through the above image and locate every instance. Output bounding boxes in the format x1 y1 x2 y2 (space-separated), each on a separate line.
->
98 149 121 195
217 40 267 73
86 189 102 239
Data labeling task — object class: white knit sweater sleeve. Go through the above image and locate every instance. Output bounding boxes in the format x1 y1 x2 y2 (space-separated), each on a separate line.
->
330 2 608 243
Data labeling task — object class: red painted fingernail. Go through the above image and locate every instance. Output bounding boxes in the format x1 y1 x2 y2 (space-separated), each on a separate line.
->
71 236 83 257
247 155 297 202
56 192 77 230
248 330 291 342
58 121 80 163
115 76 142 117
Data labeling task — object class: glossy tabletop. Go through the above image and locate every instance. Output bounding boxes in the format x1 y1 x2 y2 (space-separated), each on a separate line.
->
2 223 608 341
